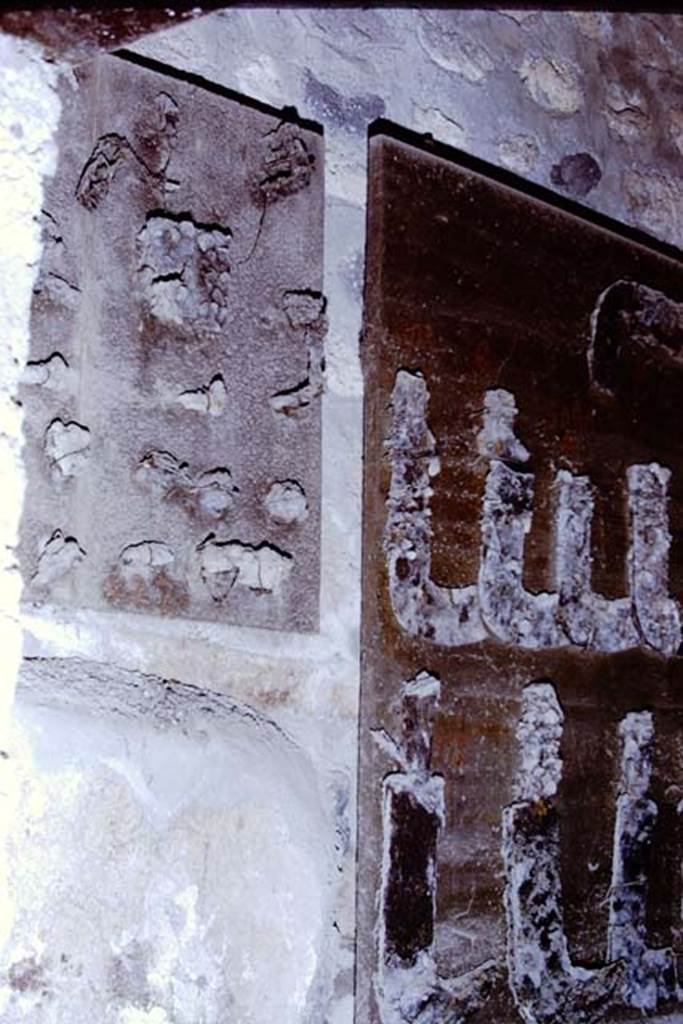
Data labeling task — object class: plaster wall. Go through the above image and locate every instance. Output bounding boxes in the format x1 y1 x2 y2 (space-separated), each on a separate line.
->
0 8 681 1024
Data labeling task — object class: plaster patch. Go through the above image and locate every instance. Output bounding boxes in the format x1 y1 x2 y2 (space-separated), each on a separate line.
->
21 352 71 391
44 418 90 478
31 211 81 309
264 480 309 525
135 449 191 495
283 289 325 329
303 71 385 134
76 132 129 210
271 290 325 415
76 89 179 210
550 152 602 198
670 109 683 157
198 537 293 597
512 681 563 802
554 470 639 653
119 1006 169 1024
135 451 238 522
34 270 81 309
270 346 324 416
176 374 226 416
32 529 85 588
476 389 529 463
570 12 612 42
120 541 175 571
479 459 562 649
195 468 237 519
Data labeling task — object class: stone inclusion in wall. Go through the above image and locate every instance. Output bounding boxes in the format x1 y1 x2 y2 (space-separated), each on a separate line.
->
359 135 683 1024
19 54 324 632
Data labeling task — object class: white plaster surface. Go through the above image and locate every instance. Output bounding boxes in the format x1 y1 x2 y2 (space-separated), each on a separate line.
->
2 659 334 1024
0 33 60 734
0 31 61 973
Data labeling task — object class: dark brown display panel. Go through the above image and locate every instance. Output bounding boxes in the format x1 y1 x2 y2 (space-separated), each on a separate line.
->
359 133 683 1024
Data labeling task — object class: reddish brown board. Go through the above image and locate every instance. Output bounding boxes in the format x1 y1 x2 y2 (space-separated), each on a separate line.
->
359 134 683 1024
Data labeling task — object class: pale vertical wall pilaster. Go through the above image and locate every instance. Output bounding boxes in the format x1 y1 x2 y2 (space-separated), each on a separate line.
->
0 33 60 954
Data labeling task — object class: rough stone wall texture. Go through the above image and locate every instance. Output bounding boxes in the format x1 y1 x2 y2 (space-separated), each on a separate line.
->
0 8 680 1024
129 9 683 248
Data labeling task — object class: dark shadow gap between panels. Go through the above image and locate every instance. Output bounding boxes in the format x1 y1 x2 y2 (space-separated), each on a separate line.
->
367 118 683 264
